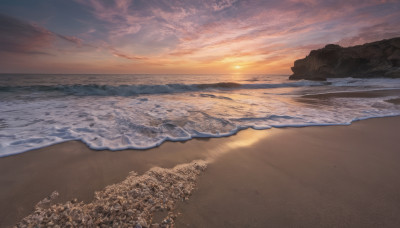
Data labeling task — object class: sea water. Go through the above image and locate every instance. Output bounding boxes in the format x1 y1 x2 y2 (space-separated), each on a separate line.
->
1 74 399 157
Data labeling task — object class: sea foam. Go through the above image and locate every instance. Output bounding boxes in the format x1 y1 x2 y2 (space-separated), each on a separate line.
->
1 75 400 157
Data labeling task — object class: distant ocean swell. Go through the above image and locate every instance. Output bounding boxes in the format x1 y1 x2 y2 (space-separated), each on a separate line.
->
0 81 328 96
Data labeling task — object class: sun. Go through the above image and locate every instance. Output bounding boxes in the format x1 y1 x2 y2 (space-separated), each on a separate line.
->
234 65 241 69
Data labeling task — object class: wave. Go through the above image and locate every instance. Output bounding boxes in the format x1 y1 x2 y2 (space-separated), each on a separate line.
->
0 81 328 96
2 113 400 158
1 83 400 157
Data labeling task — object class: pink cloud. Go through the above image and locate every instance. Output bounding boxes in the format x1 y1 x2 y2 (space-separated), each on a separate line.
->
3 0 400 73
0 13 54 54
109 47 147 60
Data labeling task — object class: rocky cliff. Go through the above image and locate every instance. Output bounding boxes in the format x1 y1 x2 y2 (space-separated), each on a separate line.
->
289 37 400 80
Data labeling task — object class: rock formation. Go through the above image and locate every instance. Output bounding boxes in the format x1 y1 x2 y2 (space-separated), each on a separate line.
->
289 37 400 80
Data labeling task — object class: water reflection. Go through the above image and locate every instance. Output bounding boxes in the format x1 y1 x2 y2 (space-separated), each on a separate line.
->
204 129 270 163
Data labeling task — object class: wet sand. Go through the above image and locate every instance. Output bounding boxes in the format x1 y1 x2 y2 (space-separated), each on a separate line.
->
301 88 400 99
0 137 213 227
387 98 400 105
296 89 400 106
1 116 400 227
176 116 400 227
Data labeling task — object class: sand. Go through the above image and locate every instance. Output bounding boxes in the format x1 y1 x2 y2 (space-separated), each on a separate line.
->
175 116 400 227
1 116 400 227
0 137 213 227
300 88 400 99
386 98 400 105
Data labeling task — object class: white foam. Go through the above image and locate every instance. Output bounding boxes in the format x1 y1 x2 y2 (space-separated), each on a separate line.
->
1 76 400 157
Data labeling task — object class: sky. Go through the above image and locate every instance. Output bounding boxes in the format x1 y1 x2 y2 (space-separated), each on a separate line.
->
0 0 399 74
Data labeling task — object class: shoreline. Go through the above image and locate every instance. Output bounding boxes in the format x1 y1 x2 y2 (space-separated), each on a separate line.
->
2 113 400 160
0 116 399 226
2 88 399 159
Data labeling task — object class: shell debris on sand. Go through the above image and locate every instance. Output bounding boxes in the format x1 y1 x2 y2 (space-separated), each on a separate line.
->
15 160 207 228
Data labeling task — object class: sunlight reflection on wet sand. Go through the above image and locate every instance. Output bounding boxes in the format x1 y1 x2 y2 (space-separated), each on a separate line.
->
204 129 273 163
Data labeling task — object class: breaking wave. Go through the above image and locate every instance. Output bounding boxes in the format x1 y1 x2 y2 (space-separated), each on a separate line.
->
1 74 400 157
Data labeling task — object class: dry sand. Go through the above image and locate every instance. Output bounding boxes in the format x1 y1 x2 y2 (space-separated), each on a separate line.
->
1 116 400 227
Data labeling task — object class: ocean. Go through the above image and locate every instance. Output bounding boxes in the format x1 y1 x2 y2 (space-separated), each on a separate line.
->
0 74 399 157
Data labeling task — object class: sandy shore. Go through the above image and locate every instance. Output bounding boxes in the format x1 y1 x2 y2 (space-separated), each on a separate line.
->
1 116 400 227
301 88 400 99
0 136 214 227
175 116 400 227
387 98 400 105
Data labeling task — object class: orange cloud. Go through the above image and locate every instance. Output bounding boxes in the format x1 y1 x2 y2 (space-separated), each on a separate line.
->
1 0 400 74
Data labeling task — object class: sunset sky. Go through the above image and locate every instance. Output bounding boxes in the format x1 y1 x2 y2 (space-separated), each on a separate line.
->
1 0 400 74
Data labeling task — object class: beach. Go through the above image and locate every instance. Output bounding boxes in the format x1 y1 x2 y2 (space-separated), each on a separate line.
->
2 1 400 227
1 115 400 227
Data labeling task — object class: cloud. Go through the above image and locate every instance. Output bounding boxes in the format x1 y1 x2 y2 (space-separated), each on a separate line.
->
0 12 147 63
212 0 237 11
0 13 54 54
3 0 400 73
338 23 400 47
108 47 147 60
0 13 86 55
57 34 83 46
75 0 148 38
